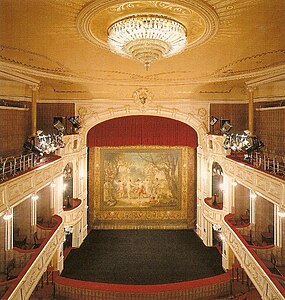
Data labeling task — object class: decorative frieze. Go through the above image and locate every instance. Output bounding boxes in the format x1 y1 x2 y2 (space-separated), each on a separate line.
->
62 199 84 225
223 216 285 299
201 199 223 225
206 135 285 206
0 159 63 214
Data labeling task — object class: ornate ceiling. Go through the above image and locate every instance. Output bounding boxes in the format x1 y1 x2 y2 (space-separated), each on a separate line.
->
0 0 285 102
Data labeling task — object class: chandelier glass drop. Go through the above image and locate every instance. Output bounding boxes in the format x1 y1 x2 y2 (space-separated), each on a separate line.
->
107 15 187 70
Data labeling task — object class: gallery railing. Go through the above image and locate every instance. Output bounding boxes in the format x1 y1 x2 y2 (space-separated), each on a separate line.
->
2 215 64 300
0 153 38 182
223 214 285 299
228 151 285 178
0 153 61 182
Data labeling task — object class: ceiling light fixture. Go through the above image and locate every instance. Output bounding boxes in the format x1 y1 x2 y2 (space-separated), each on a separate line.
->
107 15 187 70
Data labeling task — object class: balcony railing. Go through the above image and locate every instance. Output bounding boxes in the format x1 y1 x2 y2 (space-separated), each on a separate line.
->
2 215 64 300
0 153 38 182
0 153 61 182
228 152 285 179
223 213 285 299
204 197 223 210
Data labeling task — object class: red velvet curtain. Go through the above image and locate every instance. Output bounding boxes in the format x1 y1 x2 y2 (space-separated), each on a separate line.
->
87 116 198 148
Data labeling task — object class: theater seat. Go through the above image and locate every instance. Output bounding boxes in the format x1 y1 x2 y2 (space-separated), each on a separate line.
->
33 231 45 248
7 259 22 280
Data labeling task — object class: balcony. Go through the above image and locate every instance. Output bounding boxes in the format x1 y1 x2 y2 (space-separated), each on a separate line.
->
202 197 223 225
62 198 84 226
223 213 285 299
1 215 64 299
0 156 63 214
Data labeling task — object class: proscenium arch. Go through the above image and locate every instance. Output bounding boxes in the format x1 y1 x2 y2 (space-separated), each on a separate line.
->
87 116 198 147
78 107 208 150
85 113 200 229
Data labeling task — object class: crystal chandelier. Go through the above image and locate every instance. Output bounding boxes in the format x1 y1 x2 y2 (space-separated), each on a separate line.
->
107 15 187 70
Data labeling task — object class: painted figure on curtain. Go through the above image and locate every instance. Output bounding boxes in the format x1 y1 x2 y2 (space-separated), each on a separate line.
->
101 148 181 209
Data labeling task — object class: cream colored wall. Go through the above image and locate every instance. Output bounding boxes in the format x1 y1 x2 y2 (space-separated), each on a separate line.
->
255 196 274 238
13 199 32 244
37 186 51 225
234 184 250 217
0 217 5 272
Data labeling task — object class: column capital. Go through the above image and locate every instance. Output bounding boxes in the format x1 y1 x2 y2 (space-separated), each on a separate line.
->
29 84 39 91
246 86 257 93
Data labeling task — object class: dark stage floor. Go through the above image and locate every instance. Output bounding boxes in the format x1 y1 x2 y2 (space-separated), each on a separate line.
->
61 230 225 285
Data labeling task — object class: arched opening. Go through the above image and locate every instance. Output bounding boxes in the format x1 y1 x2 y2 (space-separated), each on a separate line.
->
63 163 73 209
211 161 223 207
87 115 198 229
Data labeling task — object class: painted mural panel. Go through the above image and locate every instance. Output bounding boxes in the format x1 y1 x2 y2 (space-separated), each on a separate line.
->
101 148 181 210
88 146 196 229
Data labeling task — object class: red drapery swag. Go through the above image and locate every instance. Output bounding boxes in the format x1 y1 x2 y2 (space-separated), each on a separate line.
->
87 116 198 148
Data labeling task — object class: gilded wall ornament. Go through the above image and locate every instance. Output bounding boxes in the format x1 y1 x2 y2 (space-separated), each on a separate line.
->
133 87 153 105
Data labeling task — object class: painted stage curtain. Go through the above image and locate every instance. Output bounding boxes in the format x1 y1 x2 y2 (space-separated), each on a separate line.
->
87 116 198 148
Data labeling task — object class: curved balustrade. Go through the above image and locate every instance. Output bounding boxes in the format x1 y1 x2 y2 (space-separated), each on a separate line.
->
3 215 64 300
62 198 84 225
202 197 224 225
0 157 63 213
63 198 81 211
223 156 285 206
54 272 231 300
223 213 285 299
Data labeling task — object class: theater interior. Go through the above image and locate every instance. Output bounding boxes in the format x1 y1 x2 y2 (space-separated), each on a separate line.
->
0 0 285 299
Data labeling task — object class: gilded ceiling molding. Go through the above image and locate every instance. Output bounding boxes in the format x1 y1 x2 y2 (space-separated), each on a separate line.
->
0 44 68 74
246 68 285 88
0 65 40 88
2 58 284 88
200 87 233 94
213 49 285 77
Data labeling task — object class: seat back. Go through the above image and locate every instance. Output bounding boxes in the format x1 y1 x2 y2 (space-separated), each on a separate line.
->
34 231 39 243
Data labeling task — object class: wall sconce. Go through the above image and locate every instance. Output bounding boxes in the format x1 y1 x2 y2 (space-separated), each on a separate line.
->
50 181 56 188
250 191 257 200
232 181 237 187
31 193 39 201
277 211 285 217
3 209 13 221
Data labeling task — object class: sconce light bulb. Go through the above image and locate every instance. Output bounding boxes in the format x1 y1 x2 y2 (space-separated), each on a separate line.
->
277 211 285 218
3 210 13 221
50 181 56 188
32 194 39 201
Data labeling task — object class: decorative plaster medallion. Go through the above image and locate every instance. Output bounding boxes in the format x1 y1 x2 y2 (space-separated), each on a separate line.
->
133 87 153 105
77 0 219 52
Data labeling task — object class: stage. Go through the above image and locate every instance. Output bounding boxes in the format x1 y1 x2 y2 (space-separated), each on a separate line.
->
61 229 224 284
